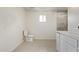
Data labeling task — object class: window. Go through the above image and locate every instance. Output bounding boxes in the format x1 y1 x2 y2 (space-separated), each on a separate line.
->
39 15 46 22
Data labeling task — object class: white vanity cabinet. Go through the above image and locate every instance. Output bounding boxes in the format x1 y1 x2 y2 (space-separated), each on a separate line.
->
78 41 79 52
56 33 60 51
56 32 78 52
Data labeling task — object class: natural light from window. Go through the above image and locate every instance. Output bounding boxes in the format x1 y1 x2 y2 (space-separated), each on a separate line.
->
39 15 46 22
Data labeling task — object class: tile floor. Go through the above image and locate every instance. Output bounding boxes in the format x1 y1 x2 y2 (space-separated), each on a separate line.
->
13 39 56 52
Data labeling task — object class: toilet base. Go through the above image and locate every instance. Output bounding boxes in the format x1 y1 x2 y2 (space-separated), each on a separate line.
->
26 38 33 42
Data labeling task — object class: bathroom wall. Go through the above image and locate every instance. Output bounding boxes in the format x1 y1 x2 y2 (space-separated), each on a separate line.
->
25 11 56 40
0 7 25 51
68 8 79 33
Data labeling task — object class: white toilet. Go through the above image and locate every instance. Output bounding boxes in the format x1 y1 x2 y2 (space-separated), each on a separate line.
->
24 30 34 42
27 35 34 42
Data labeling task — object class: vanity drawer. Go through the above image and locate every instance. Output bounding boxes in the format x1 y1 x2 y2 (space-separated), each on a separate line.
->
61 34 77 48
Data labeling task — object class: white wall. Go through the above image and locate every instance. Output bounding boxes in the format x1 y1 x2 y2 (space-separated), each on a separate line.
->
25 11 56 39
68 8 79 33
0 7 25 51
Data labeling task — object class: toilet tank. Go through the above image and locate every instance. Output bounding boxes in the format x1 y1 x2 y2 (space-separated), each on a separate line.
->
24 30 28 36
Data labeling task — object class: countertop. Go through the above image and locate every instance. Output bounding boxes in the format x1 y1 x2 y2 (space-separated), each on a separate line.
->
56 31 79 40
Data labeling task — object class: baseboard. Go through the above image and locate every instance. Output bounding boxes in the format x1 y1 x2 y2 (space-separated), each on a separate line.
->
35 39 56 40
34 35 56 40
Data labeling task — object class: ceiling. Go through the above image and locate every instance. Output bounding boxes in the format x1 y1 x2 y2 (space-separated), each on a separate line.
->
24 7 68 12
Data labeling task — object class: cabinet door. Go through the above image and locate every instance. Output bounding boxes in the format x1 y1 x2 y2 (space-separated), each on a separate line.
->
56 33 60 51
59 34 65 52
60 34 77 52
64 43 77 52
77 40 79 52
61 40 77 52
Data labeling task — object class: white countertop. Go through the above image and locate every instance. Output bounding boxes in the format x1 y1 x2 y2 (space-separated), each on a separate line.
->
56 31 79 40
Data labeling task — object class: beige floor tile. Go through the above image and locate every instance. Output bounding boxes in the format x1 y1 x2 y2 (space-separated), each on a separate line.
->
13 39 56 52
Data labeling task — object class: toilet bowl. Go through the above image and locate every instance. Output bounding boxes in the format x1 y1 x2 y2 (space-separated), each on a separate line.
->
27 35 34 42
24 30 34 42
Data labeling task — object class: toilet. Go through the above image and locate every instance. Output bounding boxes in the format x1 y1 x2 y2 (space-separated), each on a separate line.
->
27 35 34 42
24 30 34 42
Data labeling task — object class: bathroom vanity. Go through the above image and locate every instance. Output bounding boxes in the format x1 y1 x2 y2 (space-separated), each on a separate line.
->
56 31 79 52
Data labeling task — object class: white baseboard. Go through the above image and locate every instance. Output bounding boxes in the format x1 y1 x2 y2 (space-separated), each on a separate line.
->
34 38 56 40
34 35 56 40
